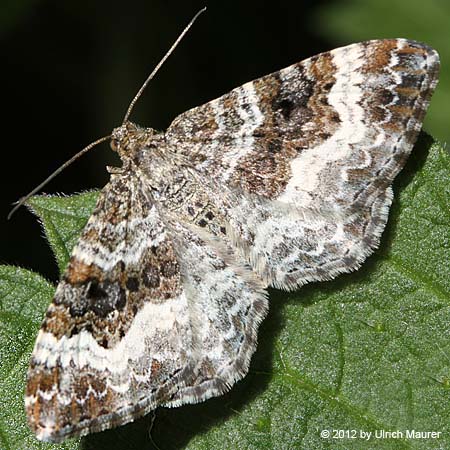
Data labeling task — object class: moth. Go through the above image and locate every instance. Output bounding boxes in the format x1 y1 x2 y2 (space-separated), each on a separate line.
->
24 26 439 442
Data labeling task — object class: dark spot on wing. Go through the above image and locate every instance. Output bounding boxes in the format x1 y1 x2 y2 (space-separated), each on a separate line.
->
126 277 139 292
275 98 295 120
143 265 160 288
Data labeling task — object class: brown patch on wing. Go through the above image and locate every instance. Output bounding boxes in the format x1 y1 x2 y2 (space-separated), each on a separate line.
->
26 361 182 441
228 74 292 196
41 304 73 338
361 40 439 140
229 53 340 198
359 40 399 126
361 39 398 74
64 259 104 284
184 102 219 137
26 367 117 439
303 52 340 145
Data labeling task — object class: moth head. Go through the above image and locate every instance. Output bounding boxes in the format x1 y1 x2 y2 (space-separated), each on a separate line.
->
110 121 157 159
111 121 137 153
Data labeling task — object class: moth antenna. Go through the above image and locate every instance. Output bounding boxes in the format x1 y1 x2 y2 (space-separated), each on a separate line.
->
122 6 207 124
8 135 110 220
9 8 206 220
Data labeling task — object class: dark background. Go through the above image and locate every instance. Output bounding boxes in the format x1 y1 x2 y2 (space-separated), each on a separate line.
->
1 0 447 283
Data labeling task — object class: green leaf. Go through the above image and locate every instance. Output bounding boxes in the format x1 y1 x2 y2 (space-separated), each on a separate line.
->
1 135 448 449
27 192 99 275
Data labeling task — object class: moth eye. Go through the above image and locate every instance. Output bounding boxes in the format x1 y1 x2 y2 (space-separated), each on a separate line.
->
110 139 120 152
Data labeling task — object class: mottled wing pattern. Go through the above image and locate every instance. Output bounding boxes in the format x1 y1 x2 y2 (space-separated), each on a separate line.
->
26 38 440 443
167 39 440 289
26 173 188 441
161 219 267 407
26 171 267 442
